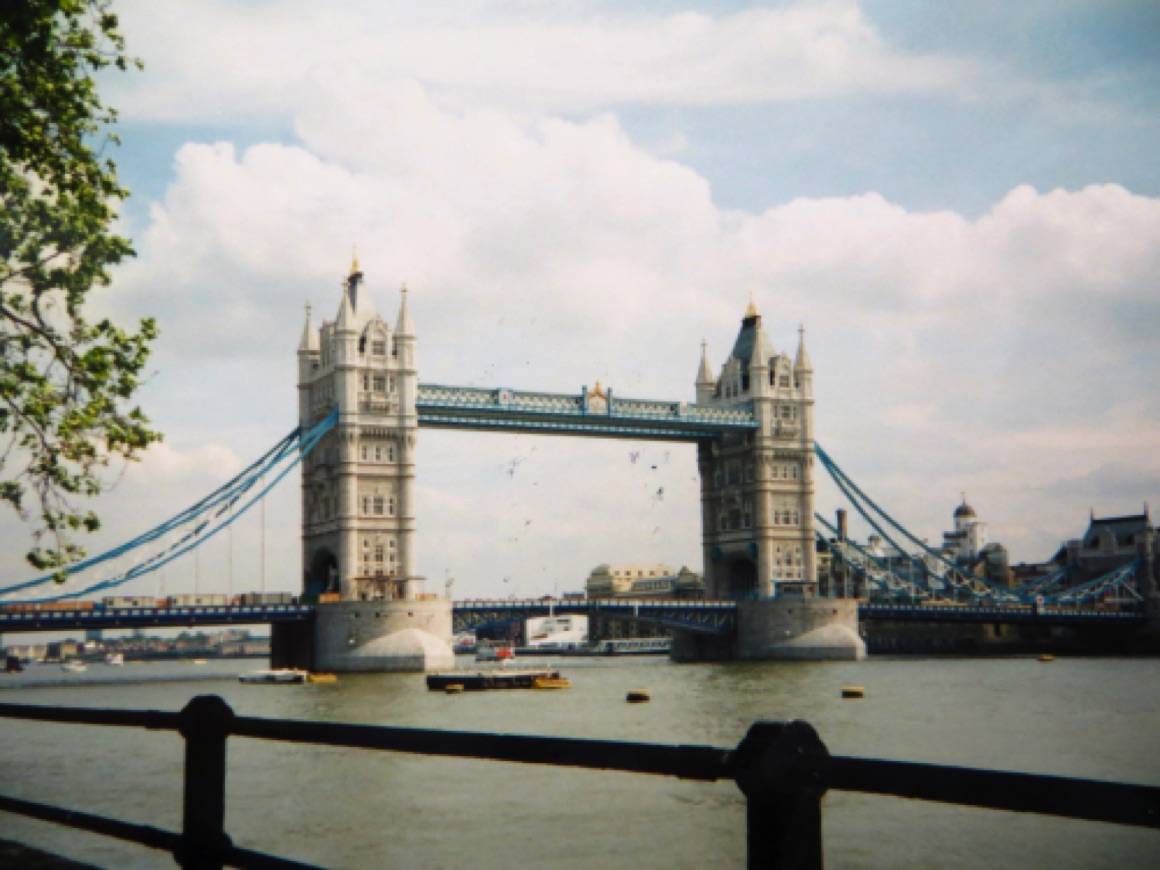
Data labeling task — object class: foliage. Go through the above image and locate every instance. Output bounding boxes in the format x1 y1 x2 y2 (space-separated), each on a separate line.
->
0 1 160 576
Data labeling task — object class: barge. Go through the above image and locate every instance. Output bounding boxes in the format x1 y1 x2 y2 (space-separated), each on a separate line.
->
427 666 565 692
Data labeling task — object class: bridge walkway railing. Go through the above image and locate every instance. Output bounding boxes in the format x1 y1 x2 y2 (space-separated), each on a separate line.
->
1 696 1158 869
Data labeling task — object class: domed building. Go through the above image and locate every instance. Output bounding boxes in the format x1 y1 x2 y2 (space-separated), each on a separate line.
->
942 495 987 564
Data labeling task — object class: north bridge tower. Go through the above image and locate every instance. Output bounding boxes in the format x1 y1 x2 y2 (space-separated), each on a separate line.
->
285 261 452 672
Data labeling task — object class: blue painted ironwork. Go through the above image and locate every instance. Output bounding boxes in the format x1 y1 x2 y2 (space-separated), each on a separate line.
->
0 412 338 605
0 603 315 633
815 515 934 601
417 383 757 441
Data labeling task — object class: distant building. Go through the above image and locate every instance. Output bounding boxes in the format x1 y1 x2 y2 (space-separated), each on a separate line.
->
585 564 704 599
939 496 986 564
1055 508 1158 586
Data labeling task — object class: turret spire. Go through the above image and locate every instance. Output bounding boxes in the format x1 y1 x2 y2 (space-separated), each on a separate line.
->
744 292 759 319
298 302 319 352
794 324 813 373
396 283 415 336
697 340 714 385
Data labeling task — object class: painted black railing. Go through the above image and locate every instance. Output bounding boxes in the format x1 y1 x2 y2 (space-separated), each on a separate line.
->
1 696 1158 869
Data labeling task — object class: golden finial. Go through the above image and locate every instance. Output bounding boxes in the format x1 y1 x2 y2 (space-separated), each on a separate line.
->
350 246 360 276
745 292 759 318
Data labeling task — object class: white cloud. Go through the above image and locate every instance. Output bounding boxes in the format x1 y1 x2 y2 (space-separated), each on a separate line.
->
109 0 974 123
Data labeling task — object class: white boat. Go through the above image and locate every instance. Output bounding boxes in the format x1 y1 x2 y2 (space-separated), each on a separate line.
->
105 652 124 666
598 637 671 655
61 660 88 673
564 637 672 656
238 668 308 684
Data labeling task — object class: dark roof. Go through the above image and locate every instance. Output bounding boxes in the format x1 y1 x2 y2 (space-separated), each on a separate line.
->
1082 513 1151 548
729 314 760 374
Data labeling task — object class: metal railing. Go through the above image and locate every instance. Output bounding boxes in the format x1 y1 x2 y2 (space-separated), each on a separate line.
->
1 696 1158 869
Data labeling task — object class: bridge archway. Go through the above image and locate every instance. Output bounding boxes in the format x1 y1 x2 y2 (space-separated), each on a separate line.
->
305 548 338 601
726 558 757 600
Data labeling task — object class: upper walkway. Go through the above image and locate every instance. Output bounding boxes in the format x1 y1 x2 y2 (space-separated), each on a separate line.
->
416 383 758 441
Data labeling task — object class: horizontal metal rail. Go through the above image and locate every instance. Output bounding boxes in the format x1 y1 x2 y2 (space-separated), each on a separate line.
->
1 698 1158 869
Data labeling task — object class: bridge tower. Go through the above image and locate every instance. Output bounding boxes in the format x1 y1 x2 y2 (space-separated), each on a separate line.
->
682 299 864 660
279 261 452 673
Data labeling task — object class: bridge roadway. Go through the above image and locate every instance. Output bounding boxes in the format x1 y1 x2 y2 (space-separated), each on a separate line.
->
0 599 1142 634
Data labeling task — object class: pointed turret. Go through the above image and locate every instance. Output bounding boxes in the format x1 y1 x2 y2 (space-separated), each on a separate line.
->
794 325 813 373
696 340 714 384
298 303 319 353
396 283 415 336
336 283 356 333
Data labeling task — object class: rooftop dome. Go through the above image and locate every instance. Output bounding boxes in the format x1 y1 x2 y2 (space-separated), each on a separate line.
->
954 497 977 519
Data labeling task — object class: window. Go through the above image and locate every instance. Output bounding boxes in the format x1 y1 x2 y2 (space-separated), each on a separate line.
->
371 340 386 356
779 376 790 388
373 375 386 392
362 374 369 390
389 376 396 393
388 445 396 462
361 496 371 515
374 446 382 462
374 544 384 563
361 446 368 461
388 497 396 516
373 496 385 516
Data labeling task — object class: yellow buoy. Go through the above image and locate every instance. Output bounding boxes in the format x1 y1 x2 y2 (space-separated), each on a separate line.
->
1038 654 1054 663
626 689 650 703
307 673 337 683
841 686 865 699
445 683 465 694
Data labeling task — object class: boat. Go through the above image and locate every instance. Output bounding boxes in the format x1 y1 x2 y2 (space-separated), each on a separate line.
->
61 660 88 673
307 673 338 683
564 637 672 656
532 676 571 690
239 668 308 684
105 652 124 666
427 667 566 692
5 655 24 674
475 643 515 663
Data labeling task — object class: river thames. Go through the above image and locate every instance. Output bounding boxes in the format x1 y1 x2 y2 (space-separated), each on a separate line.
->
1 655 1158 868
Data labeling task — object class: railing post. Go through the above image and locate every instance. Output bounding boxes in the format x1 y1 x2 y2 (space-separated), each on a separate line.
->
731 720 830 870
174 695 236 870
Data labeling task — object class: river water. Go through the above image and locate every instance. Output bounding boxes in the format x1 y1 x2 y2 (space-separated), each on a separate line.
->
1 655 1158 869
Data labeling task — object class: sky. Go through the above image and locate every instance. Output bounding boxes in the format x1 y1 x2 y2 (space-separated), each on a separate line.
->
3 0 1159 604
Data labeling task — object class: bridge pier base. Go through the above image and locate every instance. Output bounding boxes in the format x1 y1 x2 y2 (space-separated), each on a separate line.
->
674 599 865 661
274 600 455 673
735 599 865 661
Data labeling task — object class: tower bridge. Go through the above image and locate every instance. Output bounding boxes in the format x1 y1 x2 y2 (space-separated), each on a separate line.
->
5 261 1156 666
281 262 863 671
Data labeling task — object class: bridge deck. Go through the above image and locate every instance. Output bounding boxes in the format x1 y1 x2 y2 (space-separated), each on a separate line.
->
417 383 758 441
0 600 1140 634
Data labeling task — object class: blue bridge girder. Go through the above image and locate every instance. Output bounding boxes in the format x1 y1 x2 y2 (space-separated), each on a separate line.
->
416 383 758 442
858 603 1145 627
0 600 1144 636
0 604 315 633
